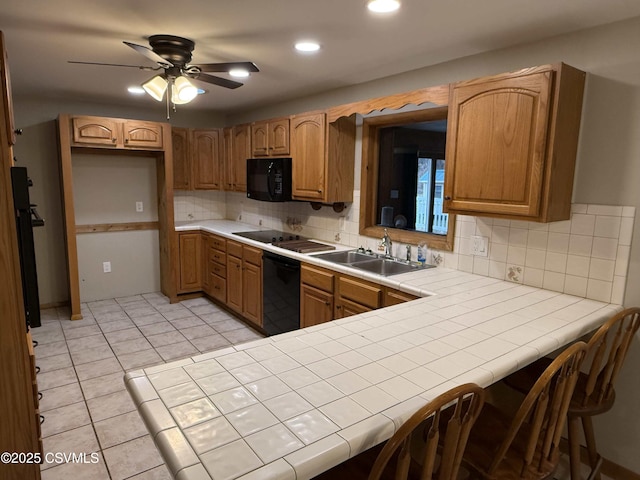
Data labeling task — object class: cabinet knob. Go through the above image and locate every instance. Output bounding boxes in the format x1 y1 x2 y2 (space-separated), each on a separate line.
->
336 305 342 309
112 138 117 143
325 301 331 306
444 196 451 200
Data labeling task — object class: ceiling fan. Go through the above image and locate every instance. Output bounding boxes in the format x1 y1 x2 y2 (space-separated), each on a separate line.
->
69 34 259 107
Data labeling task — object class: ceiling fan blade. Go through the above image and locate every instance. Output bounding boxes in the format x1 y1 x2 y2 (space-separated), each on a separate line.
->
68 61 158 71
195 62 259 73
123 41 173 68
190 72 243 89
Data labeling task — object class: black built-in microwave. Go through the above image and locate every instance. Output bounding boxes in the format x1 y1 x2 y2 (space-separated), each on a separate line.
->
246 157 292 202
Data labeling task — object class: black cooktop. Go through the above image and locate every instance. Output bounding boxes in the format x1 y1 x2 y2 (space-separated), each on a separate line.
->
233 229 336 253
233 230 304 244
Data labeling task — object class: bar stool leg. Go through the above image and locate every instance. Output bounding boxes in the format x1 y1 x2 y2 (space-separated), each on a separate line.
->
568 415 583 480
582 416 602 480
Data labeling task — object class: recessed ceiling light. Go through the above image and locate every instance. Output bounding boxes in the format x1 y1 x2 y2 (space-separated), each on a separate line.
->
295 41 321 53
367 0 400 13
127 86 145 95
229 69 250 78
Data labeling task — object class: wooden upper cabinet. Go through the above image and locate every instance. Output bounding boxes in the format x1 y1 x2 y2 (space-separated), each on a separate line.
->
251 118 290 157
227 123 250 192
444 63 585 222
172 128 222 190
290 112 356 204
192 129 221 190
123 120 163 149
72 116 120 146
71 116 164 149
172 127 191 190
291 112 326 201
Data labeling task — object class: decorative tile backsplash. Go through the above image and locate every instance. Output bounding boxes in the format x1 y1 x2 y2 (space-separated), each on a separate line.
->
175 192 634 305
446 204 635 305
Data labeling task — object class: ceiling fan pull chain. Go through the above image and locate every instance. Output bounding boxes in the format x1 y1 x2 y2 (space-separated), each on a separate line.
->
166 88 170 120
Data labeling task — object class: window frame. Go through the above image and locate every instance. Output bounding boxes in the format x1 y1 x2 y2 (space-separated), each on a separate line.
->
359 106 455 251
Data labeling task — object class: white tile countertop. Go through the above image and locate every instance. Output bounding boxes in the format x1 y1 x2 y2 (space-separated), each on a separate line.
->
126 220 622 480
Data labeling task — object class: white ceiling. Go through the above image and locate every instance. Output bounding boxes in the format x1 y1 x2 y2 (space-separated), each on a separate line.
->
2 0 640 113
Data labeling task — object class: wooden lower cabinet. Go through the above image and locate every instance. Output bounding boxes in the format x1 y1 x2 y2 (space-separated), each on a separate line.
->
226 240 263 328
300 264 334 328
300 262 416 326
178 233 202 293
335 275 382 319
202 233 226 303
226 254 243 312
301 284 334 328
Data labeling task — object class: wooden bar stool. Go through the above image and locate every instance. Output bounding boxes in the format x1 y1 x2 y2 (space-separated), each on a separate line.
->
456 341 587 480
313 382 485 480
503 307 640 480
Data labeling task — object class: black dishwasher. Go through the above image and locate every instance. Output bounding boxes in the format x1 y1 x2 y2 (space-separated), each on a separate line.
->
262 251 300 335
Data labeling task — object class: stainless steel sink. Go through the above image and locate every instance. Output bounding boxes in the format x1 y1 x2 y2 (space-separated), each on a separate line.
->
313 250 374 264
351 258 434 276
314 249 434 276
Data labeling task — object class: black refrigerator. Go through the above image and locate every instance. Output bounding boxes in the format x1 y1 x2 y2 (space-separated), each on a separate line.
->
10 166 43 329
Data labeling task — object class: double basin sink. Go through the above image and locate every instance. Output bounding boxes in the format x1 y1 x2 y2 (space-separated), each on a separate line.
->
313 249 435 276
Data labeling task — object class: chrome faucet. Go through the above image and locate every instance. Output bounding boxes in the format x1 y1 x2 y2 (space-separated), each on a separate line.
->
381 228 393 258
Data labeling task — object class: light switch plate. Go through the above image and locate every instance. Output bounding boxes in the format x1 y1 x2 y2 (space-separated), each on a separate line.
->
136 201 144 212
103 261 111 273
471 235 488 257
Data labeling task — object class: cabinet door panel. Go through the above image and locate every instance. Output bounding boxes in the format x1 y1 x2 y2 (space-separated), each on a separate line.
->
124 121 163 148
251 122 269 157
72 117 119 146
291 113 326 201
178 233 202 293
445 72 552 217
172 128 191 190
270 118 290 156
192 129 221 190
336 298 371 319
226 255 243 313
301 284 333 328
243 262 262 326
232 124 250 192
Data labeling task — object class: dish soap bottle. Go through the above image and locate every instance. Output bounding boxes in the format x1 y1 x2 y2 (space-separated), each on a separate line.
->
417 243 427 265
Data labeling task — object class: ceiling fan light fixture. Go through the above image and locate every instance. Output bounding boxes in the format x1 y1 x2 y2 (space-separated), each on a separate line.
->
142 75 168 101
229 68 250 78
172 76 198 104
367 0 401 13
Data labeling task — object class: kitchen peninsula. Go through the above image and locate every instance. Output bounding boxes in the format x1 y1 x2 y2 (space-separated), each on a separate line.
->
126 220 620 480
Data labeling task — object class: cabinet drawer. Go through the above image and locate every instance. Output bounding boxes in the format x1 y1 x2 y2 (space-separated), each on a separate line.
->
209 249 226 266
227 240 243 258
243 246 262 266
338 276 381 309
210 235 226 252
301 264 334 293
209 274 226 302
209 260 226 278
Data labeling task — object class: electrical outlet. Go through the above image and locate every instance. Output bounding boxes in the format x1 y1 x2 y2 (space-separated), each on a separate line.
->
103 261 111 273
471 235 488 257
136 201 143 212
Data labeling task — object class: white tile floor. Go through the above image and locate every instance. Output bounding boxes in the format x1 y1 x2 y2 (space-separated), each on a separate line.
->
33 292 264 480
32 292 614 480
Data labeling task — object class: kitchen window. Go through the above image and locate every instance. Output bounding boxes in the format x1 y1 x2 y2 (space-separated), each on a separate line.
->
360 105 455 251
